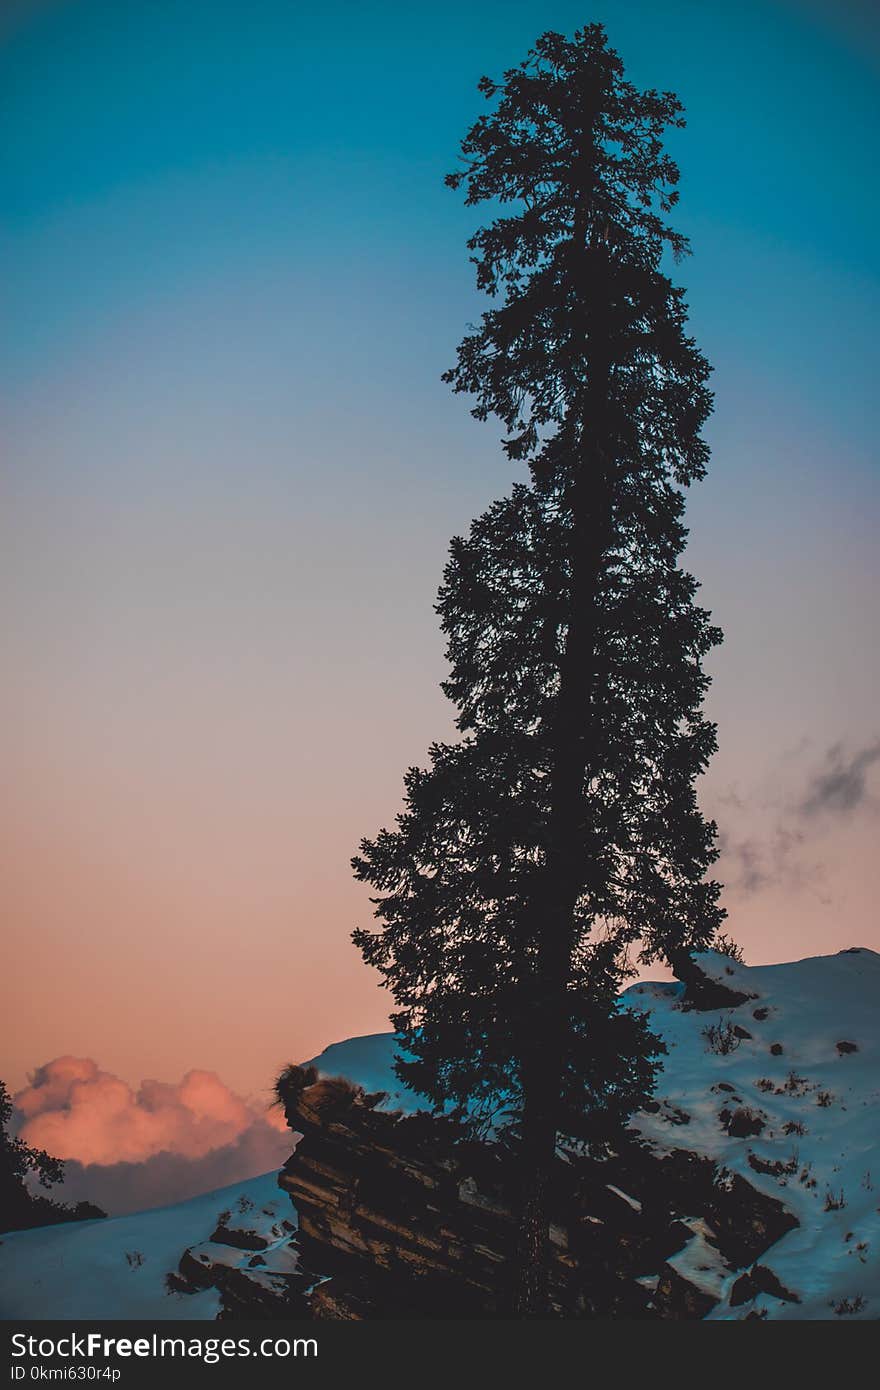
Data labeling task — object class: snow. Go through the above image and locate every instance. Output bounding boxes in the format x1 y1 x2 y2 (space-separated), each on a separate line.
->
2 947 877 1320
667 1219 732 1301
605 1184 642 1213
0 1172 283 1320
630 948 880 1319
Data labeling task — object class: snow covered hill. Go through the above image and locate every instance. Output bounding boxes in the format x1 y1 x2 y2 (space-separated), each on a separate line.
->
628 948 879 1319
0 1173 290 1320
2 948 877 1319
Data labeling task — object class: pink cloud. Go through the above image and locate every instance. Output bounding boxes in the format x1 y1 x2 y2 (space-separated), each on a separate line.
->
15 1057 287 1168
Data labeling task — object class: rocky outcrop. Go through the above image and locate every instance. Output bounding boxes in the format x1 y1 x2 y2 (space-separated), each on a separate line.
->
668 950 755 1011
261 1066 798 1320
162 1061 801 1320
275 1068 592 1318
719 1105 766 1139
168 1192 308 1319
730 1262 800 1307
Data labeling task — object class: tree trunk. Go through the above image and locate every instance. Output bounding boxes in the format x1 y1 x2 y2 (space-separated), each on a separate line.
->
512 1086 555 1316
511 102 612 1316
512 425 612 1314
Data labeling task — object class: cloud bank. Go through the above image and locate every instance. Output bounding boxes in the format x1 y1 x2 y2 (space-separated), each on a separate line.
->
800 740 880 818
714 736 879 901
13 1058 291 1215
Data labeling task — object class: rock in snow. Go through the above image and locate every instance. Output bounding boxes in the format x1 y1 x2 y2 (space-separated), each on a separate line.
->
1 948 877 1320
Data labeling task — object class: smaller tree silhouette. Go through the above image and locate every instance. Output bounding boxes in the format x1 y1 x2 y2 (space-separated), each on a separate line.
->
0 1079 104 1233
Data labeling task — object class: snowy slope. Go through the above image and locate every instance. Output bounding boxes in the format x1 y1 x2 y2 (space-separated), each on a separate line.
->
2 948 877 1319
0 1172 286 1320
306 948 880 1320
628 948 880 1320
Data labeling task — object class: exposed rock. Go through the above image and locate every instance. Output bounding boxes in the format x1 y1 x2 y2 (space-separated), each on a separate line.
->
730 1263 800 1306
704 1174 797 1269
168 1195 308 1319
669 951 755 1011
720 1106 766 1139
645 1149 797 1270
729 1270 756 1306
209 1223 270 1251
662 1104 691 1126
836 1041 858 1055
653 1264 717 1319
747 1152 797 1179
770 1043 783 1056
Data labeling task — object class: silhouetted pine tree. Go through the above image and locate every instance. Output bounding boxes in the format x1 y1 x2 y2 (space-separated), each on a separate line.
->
353 25 724 1313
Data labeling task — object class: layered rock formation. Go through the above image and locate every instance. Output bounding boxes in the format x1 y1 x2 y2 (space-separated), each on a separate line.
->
262 1065 797 1319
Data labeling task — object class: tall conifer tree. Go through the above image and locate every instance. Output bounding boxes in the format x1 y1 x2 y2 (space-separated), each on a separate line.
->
353 25 724 1312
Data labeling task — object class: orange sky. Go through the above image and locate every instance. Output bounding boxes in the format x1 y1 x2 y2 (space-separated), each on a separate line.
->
3 431 877 1096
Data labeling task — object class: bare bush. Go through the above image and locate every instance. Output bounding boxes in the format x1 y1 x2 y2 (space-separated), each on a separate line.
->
703 1018 741 1055
714 933 745 964
830 1294 866 1316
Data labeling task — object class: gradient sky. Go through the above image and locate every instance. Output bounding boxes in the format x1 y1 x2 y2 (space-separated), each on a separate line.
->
3 0 878 1101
